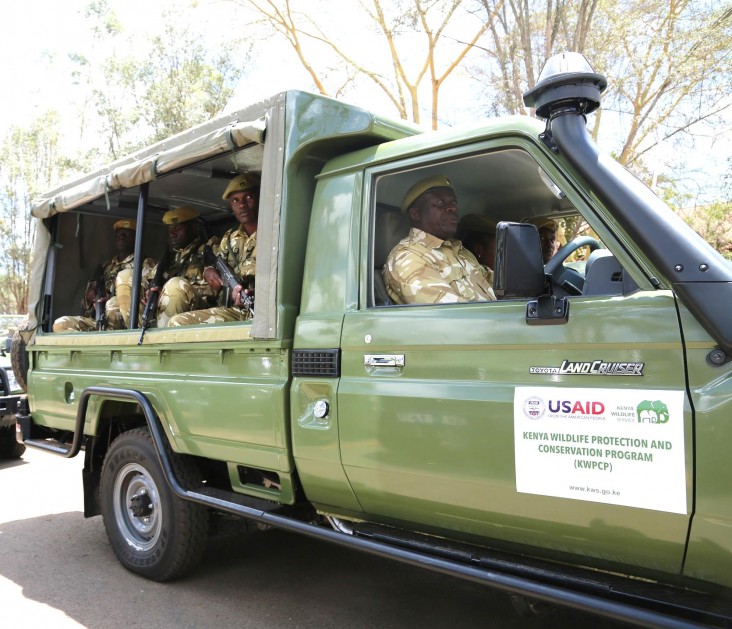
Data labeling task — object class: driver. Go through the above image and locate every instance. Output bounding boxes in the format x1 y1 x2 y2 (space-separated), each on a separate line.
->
382 175 496 304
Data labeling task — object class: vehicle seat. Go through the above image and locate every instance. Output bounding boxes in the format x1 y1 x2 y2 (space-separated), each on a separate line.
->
373 208 410 306
583 249 636 296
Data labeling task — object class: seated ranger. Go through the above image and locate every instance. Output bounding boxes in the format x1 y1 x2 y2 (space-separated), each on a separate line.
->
147 205 218 327
167 173 259 326
53 220 156 332
382 175 495 305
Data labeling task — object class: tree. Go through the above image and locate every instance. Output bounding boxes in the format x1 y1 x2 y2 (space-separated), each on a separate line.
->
0 113 68 313
472 0 732 169
237 1 730 187
473 0 601 118
235 0 494 128
598 0 732 169
72 0 252 160
679 200 732 260
0 1 254 313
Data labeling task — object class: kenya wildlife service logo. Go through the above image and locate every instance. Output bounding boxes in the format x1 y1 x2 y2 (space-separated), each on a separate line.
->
637 400 669 424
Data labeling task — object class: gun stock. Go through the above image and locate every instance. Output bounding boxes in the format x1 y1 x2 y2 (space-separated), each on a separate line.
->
94 264 107 331
138 249 170 344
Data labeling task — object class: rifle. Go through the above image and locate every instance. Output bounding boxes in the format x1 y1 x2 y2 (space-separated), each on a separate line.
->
204 244 255 314
94 264 107 331
138 249 171 345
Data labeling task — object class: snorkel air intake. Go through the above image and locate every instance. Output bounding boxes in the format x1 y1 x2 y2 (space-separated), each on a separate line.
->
523 52 732 358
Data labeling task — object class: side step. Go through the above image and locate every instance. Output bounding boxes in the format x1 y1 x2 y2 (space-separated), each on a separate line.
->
16 409 78 457
351 522 732 628
23 438 74 455
195 484 288 515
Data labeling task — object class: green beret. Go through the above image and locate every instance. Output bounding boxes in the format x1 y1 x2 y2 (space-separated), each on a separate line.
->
222 173 261 200
163 205 200 225
401 175 452 213
113 219 136 231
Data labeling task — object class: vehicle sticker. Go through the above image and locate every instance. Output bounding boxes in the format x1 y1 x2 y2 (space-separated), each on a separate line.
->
514 387 686 514
529 360 644 376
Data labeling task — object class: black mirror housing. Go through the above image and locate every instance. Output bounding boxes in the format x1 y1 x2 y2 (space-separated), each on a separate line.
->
494 222 546 299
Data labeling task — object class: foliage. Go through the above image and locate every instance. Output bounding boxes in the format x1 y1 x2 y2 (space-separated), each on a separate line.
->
236 0 492 129
471 0 732 168
473 0 601 118
680 200 732 260
238 1 731 187
73 0 252 159
0 113 68 313
0 0 253 314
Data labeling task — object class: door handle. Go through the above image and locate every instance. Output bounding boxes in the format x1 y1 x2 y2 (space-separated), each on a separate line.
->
364 354 405 367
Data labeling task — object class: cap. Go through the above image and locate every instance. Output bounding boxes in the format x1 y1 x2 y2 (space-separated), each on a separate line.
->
163 205 200 225
534 218 558 231
401 175 452 213
222 173 261 200
456 213 497 241
113 219 136 231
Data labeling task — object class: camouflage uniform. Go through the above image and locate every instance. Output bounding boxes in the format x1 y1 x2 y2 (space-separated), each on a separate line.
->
155 236 219 327
167 226 256 327
52 254 156 332
382 228 496 305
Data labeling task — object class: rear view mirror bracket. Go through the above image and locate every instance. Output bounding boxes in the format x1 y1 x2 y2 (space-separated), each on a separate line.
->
526 293 570 326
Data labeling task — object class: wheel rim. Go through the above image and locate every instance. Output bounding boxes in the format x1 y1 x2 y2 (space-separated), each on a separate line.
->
113 462 162 552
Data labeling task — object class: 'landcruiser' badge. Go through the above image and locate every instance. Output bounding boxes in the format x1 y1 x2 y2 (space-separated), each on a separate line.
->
529 360 645 376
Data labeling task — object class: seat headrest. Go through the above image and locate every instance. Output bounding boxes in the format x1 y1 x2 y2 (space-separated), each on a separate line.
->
374 210 410 268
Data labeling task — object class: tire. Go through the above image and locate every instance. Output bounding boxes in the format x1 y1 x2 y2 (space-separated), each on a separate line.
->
100 428 208 581
0 425 25 459
10 320 29 393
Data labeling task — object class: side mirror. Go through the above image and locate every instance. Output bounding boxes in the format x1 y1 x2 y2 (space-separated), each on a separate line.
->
494 221 570 326
493 222 545 298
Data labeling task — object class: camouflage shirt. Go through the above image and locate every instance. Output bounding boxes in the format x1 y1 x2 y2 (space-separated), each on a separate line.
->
82 253 156 317
161 236 217 300
213 226 256 285
383 228 496 305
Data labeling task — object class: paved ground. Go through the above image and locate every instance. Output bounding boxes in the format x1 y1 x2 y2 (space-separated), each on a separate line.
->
0 448 629 628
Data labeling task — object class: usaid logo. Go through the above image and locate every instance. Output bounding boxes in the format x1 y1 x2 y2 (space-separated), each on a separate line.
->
522 396 546 420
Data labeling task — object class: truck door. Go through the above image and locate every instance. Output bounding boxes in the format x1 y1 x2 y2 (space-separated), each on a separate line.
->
337 144 693 575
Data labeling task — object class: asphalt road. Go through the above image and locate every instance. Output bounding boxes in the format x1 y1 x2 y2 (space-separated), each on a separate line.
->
0 448 629 629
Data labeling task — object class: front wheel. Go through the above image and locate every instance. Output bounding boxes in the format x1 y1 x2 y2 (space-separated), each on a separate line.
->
100 428 208 581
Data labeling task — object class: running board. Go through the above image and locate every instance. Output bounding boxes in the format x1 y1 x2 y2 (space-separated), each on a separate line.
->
23 438 73 455
352 522 732 628
16 410 78 457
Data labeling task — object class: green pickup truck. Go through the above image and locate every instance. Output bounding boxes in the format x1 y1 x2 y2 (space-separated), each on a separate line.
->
12 53 732 626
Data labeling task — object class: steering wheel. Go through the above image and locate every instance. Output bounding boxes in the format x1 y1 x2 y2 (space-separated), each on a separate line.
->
544 236 601 295
544 236 601 276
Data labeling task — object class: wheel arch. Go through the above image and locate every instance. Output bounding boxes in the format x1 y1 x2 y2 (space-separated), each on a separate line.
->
80 387 171 517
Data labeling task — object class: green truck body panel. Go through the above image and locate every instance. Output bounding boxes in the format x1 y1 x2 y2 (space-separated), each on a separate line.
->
30 334 293 470
18 83 732 605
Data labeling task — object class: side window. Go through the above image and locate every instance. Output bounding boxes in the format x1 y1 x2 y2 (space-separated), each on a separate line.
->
45 145 263 334
370 148 637 308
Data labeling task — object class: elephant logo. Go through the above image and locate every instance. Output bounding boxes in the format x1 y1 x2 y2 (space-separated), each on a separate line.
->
636 400 669 424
